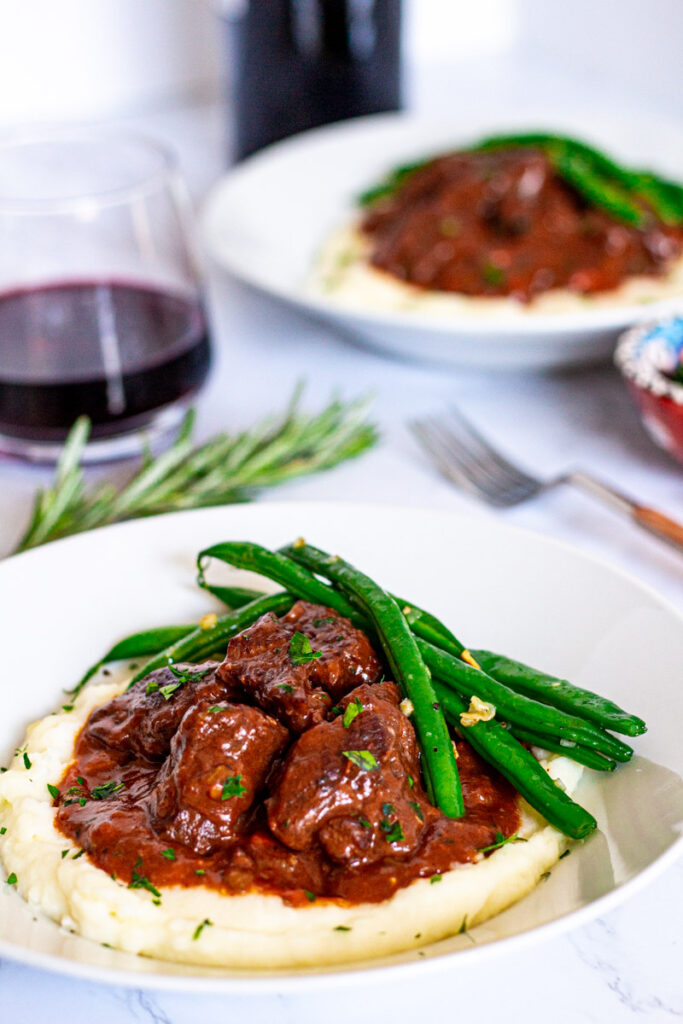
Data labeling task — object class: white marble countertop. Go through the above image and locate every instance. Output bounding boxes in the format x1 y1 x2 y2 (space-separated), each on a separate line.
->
0 59 681 1022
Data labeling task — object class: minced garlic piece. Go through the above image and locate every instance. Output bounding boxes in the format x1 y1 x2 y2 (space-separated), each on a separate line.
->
461 649 481 670
292 537 306 549
399 698 414 717
199 613 218 630
459 695 496 727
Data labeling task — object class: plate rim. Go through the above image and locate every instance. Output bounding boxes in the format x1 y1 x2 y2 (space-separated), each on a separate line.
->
0 500 681 992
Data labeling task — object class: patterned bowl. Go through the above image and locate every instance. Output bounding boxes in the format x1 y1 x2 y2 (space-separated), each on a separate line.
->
615 317 683 465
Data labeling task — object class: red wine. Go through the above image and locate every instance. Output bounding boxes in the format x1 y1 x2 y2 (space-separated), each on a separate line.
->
0 281 211 443
228 0 402 161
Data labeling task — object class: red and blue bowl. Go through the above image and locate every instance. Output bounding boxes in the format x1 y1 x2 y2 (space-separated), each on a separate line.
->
615 317 683 465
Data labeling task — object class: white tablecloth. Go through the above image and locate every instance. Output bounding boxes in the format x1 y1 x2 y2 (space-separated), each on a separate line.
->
0 64 681 1022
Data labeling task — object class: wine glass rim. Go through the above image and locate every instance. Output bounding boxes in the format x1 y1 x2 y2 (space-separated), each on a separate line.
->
0 124 179 213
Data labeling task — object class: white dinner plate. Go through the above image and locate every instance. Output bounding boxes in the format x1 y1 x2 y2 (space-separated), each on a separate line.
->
0 502 681 991
202 112 683 369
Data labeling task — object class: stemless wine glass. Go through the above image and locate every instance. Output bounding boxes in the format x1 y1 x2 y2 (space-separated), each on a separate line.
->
0 126 211 461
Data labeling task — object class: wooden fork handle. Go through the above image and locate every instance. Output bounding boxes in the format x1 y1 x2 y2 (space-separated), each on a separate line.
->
632 505 683 552
565 471 683 554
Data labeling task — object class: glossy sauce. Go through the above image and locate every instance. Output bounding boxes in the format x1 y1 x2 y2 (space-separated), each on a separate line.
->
361 149 683 302
55 605 520 906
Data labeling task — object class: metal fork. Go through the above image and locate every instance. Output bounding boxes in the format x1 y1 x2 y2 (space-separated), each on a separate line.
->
410 407 683 554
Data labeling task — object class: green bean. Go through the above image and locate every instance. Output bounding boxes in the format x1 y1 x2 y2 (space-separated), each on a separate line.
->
68 625 195 698
433 684 597 839
506 726 616 773
421 640 632 762
284 544 644 735
199 541 464 818
126 591 294 689
471 649 646 738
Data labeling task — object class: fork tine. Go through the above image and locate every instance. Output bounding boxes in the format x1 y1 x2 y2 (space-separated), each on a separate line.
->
444 406 541 490
410 421 503 504
432 417 539 505
420 418 517 505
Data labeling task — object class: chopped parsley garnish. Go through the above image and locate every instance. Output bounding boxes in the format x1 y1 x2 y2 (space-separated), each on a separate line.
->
90 780 124 801
0 827 6 835
277 684 294 693
408 800 424 821
357 816 371 829
540 871 551 882
289 632 323 666
313 617 336 627
195 869 206 876
61 850 69 859
559 849 571 860
407 775 414 788
76 776 85 786
207 705 224 713
430 874 442 884
22 752 31 770
6 872 17 885
47 784 60 800
128 859 161 898
380 819 405 844
161 848 176 861
333 925 351 932
458 916 468 934
193 918 212 940
481 261 506 286
62 704 74 713
477 831 527 853
342 750 379 772
304 890 317 902
72 849 85 860
330 705 342 716
221 775 247 801
343 698 364 729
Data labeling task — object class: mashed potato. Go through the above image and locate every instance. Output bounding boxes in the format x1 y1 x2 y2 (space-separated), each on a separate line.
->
308 222 683 318
0 673 583 968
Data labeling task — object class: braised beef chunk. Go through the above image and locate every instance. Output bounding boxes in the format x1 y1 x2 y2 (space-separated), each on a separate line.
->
218 611 333 733
147 701 289 855
282 601 382 698
85 662 225 761
268 681 435 866
223 832 327 896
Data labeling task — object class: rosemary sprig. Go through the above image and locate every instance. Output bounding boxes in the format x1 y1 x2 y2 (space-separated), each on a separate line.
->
12 388 378 554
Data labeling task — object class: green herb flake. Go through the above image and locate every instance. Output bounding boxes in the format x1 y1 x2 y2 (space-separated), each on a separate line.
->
193 918 212 940
380 819 405 844
0 827 6 835
357 816 371 829
61 850 69 859
477 831 527 854
90 780 125 801
128 861 161 899
407 775 414 788
559 849 571 860
22 752 31 770
207 705 224 713
408 800 424 821
195 869 206 876
334 925 351 932
145 681 160 696
481 261 506 286
61 704 74 713
458 916 468 934
277 684 294 693
161 848 176 861
152 898 162 906
47 784 60 800
313 617 336 627
72 849 86 860
289 632 323 666
343 698 364 729
430 874 442 884
304 890 317 902
221 775 247 801
540 871 551 882
6 872 17 885
381 802 395 818
342 750 379 772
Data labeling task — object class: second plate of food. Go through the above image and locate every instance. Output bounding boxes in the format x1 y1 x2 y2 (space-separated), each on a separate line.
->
0 501 681 990
203 112 683 368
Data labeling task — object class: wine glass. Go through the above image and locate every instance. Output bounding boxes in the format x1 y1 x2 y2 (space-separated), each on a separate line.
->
0 126 211 462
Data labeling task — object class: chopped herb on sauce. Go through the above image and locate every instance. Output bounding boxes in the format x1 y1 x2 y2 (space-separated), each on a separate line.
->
289 632 323 665
343 698 364 728
47 784 60 800
221 775 247 800
342 750 379 771
193 918 212 940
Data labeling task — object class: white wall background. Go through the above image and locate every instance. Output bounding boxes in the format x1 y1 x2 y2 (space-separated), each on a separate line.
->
0 0 680 125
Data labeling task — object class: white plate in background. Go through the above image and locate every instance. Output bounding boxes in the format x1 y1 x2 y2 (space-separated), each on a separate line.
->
202 112 683 369
0 501 681 990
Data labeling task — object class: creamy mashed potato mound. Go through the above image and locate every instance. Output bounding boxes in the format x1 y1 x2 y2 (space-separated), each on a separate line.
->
308 222 683 318
0 675 583 968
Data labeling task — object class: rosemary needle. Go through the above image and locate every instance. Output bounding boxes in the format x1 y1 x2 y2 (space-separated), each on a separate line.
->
12 388 377 554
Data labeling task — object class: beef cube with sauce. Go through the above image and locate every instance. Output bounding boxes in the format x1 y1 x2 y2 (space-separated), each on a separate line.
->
218 603 382 733
85 662 226 761
268 681 435 867
281 601 382 699
147 701 289 855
